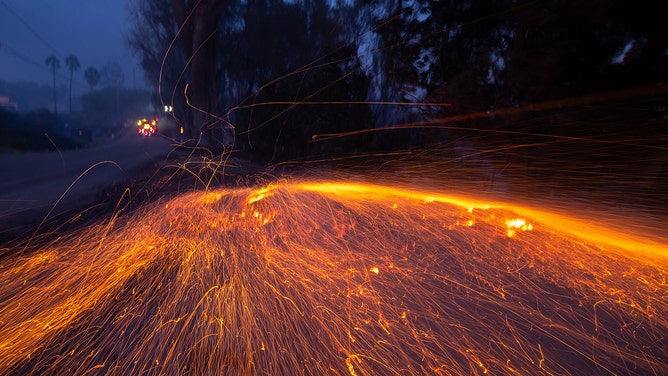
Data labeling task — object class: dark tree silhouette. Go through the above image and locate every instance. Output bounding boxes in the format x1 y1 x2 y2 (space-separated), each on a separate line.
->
126 0 666 162
84 66 100 92
127 0 188 141
99 61 125 89
170 0 229 145
222 1 372 163
44 55 60 113
65 54 81 113
128 0 228 147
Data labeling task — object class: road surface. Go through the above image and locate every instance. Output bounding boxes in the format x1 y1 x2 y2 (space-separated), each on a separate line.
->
0 129 173 236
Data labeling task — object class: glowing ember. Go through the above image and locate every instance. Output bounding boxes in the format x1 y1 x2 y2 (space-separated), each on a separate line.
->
0 181 666 375
505 218 532 237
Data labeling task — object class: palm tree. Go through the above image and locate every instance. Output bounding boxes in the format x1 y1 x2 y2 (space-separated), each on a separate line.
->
65 54 81 113
84 66 101 92
45 55 60 113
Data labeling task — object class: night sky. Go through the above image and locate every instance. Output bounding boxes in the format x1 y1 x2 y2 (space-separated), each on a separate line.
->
0 0 144 93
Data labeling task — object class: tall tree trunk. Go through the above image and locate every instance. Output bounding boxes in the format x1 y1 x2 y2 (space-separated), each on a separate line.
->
52 70 58 114
171 0 228 147
69 71 73 113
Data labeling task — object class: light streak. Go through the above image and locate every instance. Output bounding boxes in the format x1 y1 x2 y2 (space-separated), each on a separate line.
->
0 181 666 375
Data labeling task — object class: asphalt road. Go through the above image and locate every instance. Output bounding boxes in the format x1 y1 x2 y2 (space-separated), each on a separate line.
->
0 128 173 237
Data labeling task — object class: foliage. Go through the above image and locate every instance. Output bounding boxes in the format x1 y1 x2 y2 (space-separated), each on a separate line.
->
220 1 373 163
99 61 125 89
127 0 189 137
127 0 667 163
84 67 101 92
78 87 153 133
0 108 87 151
375 0 667 112
0 80 58 112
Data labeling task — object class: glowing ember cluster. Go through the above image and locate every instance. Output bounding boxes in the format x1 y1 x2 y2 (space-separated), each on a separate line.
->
505 218 533 237
0 181 666 375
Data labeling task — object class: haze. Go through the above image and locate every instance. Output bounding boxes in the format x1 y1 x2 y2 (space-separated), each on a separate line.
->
0 0 142 93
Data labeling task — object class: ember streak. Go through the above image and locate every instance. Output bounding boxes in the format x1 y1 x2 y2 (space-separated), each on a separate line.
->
1 181 666 375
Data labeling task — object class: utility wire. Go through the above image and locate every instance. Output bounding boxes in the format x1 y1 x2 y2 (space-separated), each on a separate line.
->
0 0 61 55
0 1 95 89
0 41 45 70
0 41 87 88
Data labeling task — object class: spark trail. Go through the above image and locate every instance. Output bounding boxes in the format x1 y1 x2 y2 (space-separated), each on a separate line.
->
0 180 666 375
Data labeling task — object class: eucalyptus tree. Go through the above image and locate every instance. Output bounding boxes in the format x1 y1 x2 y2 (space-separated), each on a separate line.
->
171 0 228 145
128 0 228 147
127 0 187 139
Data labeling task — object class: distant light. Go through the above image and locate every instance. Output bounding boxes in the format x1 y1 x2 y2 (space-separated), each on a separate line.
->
164 105 173 113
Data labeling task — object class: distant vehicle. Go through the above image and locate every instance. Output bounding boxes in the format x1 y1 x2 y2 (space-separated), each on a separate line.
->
137 117 157 136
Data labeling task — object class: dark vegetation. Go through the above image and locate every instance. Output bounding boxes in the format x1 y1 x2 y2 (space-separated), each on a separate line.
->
0 81 56 113
2 0 666 246
128 0 666 165
0 87 153 151
8 0 661 229
0 108 88 151
1 55 156 151
77 87 154 136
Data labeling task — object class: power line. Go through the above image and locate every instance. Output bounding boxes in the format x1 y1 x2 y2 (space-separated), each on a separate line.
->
0 0 135 91
0 41 45 70
0 0 61 55
0 41 87 88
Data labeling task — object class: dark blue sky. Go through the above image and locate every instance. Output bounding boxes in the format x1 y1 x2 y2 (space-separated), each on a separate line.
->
0 0 145 93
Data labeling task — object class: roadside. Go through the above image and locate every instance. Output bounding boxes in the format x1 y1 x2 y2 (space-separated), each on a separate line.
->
0 127 267 243
0 128 174 239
